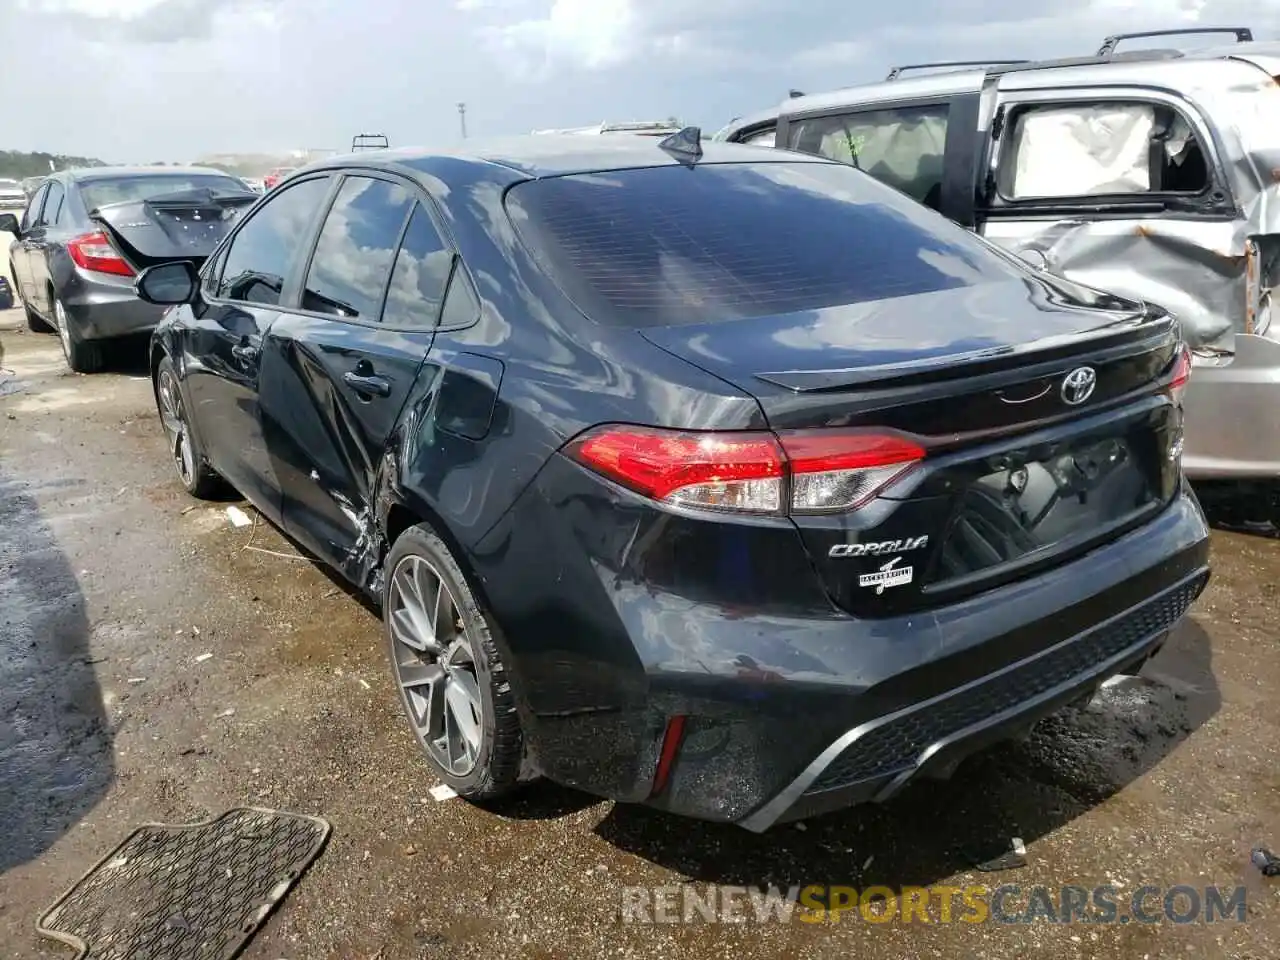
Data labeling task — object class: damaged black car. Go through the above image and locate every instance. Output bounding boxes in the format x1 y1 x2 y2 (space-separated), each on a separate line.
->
133 135 1210 831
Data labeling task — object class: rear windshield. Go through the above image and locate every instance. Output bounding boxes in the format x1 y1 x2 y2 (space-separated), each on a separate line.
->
505 161 1023 327
80 175 251 210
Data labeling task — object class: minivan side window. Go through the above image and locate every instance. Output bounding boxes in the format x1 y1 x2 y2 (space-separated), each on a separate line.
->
216 176 330 305
40 182 65 226
302 176 413 321
742 128 777 147
788 103 949 210
1000 101 1210 200
383 204 456 329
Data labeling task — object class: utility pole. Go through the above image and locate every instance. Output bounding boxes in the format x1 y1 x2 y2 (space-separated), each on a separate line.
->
457 102 467 140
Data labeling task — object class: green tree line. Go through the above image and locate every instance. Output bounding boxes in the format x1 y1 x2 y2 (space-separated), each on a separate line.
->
0 150 107 180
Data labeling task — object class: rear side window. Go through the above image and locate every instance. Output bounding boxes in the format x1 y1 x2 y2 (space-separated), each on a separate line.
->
40 182 65 226
1000 101 1210 200
505 162 1019 328
383 204 454 328
302 176 413 321
789 103 950 209
217 176 330 305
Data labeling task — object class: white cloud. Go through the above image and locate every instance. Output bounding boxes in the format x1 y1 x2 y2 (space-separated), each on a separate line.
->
3 0 1278 161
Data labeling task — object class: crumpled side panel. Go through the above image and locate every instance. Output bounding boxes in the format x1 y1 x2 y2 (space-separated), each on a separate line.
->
983 216 1245 350
988 60 1280 353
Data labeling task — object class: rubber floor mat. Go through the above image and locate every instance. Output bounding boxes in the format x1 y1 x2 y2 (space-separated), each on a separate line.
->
37 807 330 960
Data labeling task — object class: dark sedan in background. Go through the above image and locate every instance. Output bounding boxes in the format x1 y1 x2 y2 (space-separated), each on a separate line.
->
131 135 1209 831
1 166 257 372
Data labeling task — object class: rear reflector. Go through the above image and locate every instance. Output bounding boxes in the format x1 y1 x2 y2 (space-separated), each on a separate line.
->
1168 340 1191 405
67 231 134 277
650 715 687 797
567 425 924 515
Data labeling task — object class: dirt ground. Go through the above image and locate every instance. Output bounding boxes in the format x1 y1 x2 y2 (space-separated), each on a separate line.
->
1 301 1278 959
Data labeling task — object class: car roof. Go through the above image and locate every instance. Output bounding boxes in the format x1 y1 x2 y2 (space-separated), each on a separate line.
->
302 133 826 181
747 39 1280 125
60 165 241 183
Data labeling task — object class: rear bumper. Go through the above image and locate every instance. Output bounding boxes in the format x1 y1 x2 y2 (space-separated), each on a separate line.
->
62 269 166 340
737 566 1204 831
1181 333 1280 480
474 458 1211 829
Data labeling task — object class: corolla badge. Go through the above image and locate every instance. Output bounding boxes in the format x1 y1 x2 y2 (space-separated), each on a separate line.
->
858 557 914 594
829 535 928 558
1060 366 1097 406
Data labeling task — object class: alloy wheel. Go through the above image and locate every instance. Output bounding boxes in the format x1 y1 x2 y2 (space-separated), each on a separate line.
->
156 369 196 487
387 554 485 777
54 299 71 360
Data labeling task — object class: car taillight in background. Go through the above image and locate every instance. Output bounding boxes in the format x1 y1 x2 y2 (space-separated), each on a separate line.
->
67 231 134 277
1167 340 1192 407
567 425 925 516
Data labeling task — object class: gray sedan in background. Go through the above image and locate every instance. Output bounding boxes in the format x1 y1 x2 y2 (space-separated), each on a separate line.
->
2 166 257 372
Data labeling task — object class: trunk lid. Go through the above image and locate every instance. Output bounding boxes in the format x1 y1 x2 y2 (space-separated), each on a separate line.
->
88 188 258 270
642 279 1184 618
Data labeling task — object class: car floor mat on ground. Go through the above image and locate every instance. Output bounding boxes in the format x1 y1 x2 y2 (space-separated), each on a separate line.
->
36 807 330 960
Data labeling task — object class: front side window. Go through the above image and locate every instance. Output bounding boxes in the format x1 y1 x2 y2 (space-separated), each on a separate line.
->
20 184 48 232
1001 101 1210 200
788 103 950 209
216 176 330 305
302 176 413 321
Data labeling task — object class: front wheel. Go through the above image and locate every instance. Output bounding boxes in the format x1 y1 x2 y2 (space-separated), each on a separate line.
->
155 355 223 499
383 524 523 800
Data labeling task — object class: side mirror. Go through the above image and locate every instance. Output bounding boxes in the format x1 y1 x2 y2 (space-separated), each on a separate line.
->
135 261 200 305
0 213 21 236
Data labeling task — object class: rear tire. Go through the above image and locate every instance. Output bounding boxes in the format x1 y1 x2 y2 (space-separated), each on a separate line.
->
154 355 223 499
383 524 523 801
54 297 106 373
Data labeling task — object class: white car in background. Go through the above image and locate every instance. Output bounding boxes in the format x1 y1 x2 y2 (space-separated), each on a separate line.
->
0 178 26 211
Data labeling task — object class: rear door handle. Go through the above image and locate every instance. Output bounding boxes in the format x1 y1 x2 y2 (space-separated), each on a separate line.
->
343 371 392 398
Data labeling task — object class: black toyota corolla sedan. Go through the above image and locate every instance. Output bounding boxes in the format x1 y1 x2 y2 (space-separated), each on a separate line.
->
131 133 1210 831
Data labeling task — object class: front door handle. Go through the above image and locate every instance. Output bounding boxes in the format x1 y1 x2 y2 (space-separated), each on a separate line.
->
231 342 258 362
343 370 392 398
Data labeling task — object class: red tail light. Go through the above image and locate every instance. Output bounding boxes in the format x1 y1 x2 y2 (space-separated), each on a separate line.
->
67 231 134 277
567 425 925 515
1168 341 1191 406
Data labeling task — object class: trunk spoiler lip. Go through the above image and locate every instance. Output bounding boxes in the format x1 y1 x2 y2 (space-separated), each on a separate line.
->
743 306 1175 394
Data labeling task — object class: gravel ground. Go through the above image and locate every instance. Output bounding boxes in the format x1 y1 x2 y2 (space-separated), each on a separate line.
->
1 303 1278 959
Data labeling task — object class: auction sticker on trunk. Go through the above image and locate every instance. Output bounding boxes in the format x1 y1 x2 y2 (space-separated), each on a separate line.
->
859 557 913 594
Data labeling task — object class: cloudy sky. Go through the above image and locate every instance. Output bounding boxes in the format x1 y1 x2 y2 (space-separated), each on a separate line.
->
3 0 1278 161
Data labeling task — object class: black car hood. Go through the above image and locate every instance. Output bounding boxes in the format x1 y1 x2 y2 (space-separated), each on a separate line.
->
89 188 258 269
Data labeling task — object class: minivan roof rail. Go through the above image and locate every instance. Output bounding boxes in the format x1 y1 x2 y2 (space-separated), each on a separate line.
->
1096 27 1253 57
886 60 1029 80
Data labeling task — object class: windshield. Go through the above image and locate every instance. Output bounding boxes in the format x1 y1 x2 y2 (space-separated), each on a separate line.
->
505 161 1024 328
80 174 251 209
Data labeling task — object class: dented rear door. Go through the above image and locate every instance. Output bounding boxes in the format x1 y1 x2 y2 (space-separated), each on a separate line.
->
258 177 451 575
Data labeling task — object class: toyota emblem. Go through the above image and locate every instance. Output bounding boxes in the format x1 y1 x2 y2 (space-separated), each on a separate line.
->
1060 366 1097 406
